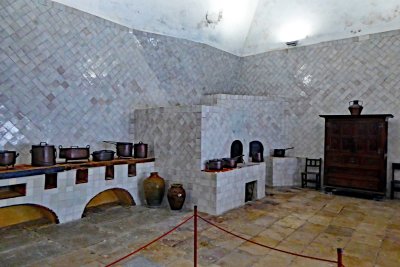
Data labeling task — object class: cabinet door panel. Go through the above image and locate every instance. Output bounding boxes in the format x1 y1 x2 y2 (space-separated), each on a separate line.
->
323 116 389 193
325 175 380 191
325 166 380 179
325 153 382 169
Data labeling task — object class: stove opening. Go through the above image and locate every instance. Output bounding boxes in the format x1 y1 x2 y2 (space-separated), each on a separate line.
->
231 140 243 163
245 181 257 202
249 140 264 162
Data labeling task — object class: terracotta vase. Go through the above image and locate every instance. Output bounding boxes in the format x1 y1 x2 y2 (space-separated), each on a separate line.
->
167 184 186 210
143 172 165 207
348 100 363 115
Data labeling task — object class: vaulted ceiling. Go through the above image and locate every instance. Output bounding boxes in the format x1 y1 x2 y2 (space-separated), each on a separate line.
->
53 0 400 56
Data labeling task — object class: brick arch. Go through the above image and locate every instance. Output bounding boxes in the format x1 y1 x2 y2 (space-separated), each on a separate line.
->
82 188 135 218
0 203 59 228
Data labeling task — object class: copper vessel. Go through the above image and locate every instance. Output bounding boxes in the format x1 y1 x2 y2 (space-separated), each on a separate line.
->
134 142 148 158
103 141 133 158
0 150 19 168
31 142 56 166
59 145 90 162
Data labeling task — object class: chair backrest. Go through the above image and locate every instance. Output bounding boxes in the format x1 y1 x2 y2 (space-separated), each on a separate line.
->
392 163 400 181
305 158 322 173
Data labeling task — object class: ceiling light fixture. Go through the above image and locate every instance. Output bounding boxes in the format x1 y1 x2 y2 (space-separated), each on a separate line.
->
286 41 298 47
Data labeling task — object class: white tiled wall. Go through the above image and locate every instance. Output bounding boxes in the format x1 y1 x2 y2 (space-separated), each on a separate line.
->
0 0 240 164
236 31 400 194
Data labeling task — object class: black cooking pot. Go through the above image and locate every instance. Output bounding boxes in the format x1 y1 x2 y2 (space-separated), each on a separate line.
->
273 147 294 157
31 142 57 166
92 150 115 162
251 152 263 162
134 142 148 158
206 159 223 170
103 141 133 158
59 145 90 162
222 158 237 168
222 155 244 168
0 150 19 168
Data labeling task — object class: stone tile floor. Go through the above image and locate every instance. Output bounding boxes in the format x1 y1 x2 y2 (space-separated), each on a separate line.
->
1 188 399 267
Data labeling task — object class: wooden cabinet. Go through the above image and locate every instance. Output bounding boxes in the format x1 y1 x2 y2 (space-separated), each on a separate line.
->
320 115 393 193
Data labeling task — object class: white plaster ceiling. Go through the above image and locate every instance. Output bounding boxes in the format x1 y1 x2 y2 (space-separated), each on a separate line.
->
53 0 400 56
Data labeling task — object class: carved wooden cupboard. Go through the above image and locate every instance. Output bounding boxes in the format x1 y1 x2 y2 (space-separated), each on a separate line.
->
320 115 393 193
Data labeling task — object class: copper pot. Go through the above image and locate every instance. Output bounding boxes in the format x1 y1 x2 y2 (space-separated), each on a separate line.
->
59 145 90 162
92 150 115 161
222 155 243 168
273 147 294 157
222 158 237 168
0 150 19 168
252 152 263 162
103 141 133 158
31 142 56 166
134 142 148 158
206 159 223 170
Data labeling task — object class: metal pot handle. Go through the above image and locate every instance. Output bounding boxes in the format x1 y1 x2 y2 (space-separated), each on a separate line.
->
59 145 63 149
40 142 48 146
15 153 20 158
86 145 90 148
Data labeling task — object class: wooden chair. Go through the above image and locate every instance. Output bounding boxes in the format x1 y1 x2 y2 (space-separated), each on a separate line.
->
391 163 400 199
301 158 322 190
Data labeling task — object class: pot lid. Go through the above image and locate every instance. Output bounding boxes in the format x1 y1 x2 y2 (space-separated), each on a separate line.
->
32 142 54 147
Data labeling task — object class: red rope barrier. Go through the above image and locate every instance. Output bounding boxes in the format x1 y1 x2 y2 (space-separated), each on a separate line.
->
198 215 339 265
105 214 194 267
104 207 345 267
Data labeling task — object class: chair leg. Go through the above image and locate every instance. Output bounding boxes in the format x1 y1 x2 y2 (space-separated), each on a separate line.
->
301 173 305 188
391 181 394 199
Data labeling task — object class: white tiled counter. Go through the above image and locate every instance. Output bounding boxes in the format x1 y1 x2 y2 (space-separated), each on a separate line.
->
0 162 154 224
267 157 301 187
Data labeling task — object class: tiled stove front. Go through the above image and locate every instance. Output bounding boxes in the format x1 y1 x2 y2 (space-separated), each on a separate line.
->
204 164 266 214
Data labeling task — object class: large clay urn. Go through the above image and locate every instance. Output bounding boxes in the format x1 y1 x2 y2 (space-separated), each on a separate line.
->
167 184 186 210
143 172 165 207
